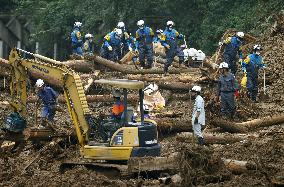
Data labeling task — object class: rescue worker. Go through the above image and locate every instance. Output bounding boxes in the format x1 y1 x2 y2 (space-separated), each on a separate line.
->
83 33 94 55
191 85 205 145
221 31 244 75
36 79 59 124
111 89 125 120
135 20 154 69
100 29 123 61
116 21 132 55
71 22 83 56
153 29 163 43
242 44 266 102
160 21 184 75
216 62 238 118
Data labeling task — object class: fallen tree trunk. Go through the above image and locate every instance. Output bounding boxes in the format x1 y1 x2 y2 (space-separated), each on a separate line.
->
155 118 192 133
89 56 197 74
27 94 138 103
176 132 257 145
211 115 284 133
158 81 193 91
222 158 257 174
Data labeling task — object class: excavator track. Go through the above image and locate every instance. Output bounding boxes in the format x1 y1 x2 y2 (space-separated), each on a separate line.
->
60 156 178 179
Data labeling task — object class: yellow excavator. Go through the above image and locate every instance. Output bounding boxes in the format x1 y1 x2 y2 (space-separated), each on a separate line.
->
8 48 177 176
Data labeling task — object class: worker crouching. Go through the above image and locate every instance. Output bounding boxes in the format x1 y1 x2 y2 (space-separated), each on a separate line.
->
35 79 59 126
191 85 205 145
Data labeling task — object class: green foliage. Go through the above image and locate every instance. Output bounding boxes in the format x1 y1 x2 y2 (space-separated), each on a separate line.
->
12 0 284 59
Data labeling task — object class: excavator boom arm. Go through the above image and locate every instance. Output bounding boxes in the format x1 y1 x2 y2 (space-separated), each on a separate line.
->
8 48 91 146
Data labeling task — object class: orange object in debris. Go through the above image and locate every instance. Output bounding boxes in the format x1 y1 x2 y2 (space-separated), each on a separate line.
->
112 101 125 117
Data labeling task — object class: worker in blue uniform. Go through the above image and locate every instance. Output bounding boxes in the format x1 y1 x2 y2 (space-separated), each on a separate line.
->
35 79 59 123
160 21 184 75
135 20 154 69
71 22 83 56
221 31 244 75
241 44 266 102
100 29 123 61
216 62 238 118
83 33 94 55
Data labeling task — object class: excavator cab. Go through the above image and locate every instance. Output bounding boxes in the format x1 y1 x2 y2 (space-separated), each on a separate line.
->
92 79 160 157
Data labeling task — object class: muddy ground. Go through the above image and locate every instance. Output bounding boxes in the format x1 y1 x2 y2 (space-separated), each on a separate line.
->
0 28 284 186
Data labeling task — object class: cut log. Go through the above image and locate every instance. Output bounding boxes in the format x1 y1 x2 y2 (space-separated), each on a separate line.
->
27 94 138 103
89 56 197 74
62 60 94 72
176 132 258 145
211 115 284 133
222 158 256 174
155 118 192 133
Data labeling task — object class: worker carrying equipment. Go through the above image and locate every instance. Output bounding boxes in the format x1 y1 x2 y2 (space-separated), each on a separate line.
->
221 31 244 75
160 20 185 75
83 33 94 55
135 20 154 69
71 22 83 56
191 85 205 145
241 44 266 102
115 21 133 55
36 79 59 123
216 62 238 118
100 29 124 61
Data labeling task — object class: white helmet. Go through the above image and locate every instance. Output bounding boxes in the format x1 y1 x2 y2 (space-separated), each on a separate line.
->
219 62 229 69
35 79 44 88
74 22 82 28
117 21 125 29
115 28 123 37
236 31 244 38
166 20 174 27
144 83 158 94
192 85 201 92
112 89 122 98
143 104 149 111
85 33 93 39
137 20 144 28
253 44 262 51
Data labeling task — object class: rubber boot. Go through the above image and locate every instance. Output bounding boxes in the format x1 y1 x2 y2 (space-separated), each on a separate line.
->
198 137 204 146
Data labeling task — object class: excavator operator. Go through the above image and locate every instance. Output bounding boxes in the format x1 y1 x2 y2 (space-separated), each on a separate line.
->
111 89 125 121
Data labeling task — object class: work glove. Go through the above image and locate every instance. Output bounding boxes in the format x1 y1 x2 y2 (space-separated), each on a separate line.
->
194 117 198 124
179 34 184 38
129 46 133 52
238 59 243 64
108 46 113 51
165 45 170 50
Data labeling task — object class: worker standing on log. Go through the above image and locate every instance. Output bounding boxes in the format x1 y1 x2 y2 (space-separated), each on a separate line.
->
220 31 244 75
100 29 123 61
216 62 238 119
135 20 154 69
241 44 266 102
35 79 59 126
71 22 83 56
191 85 205 145
161 21 185 75
83 33 94 55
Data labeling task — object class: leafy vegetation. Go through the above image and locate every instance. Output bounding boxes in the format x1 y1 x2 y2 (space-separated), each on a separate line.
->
3 0 284 59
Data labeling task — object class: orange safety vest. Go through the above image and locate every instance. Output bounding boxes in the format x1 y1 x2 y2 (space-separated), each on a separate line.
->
112 101 125 117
